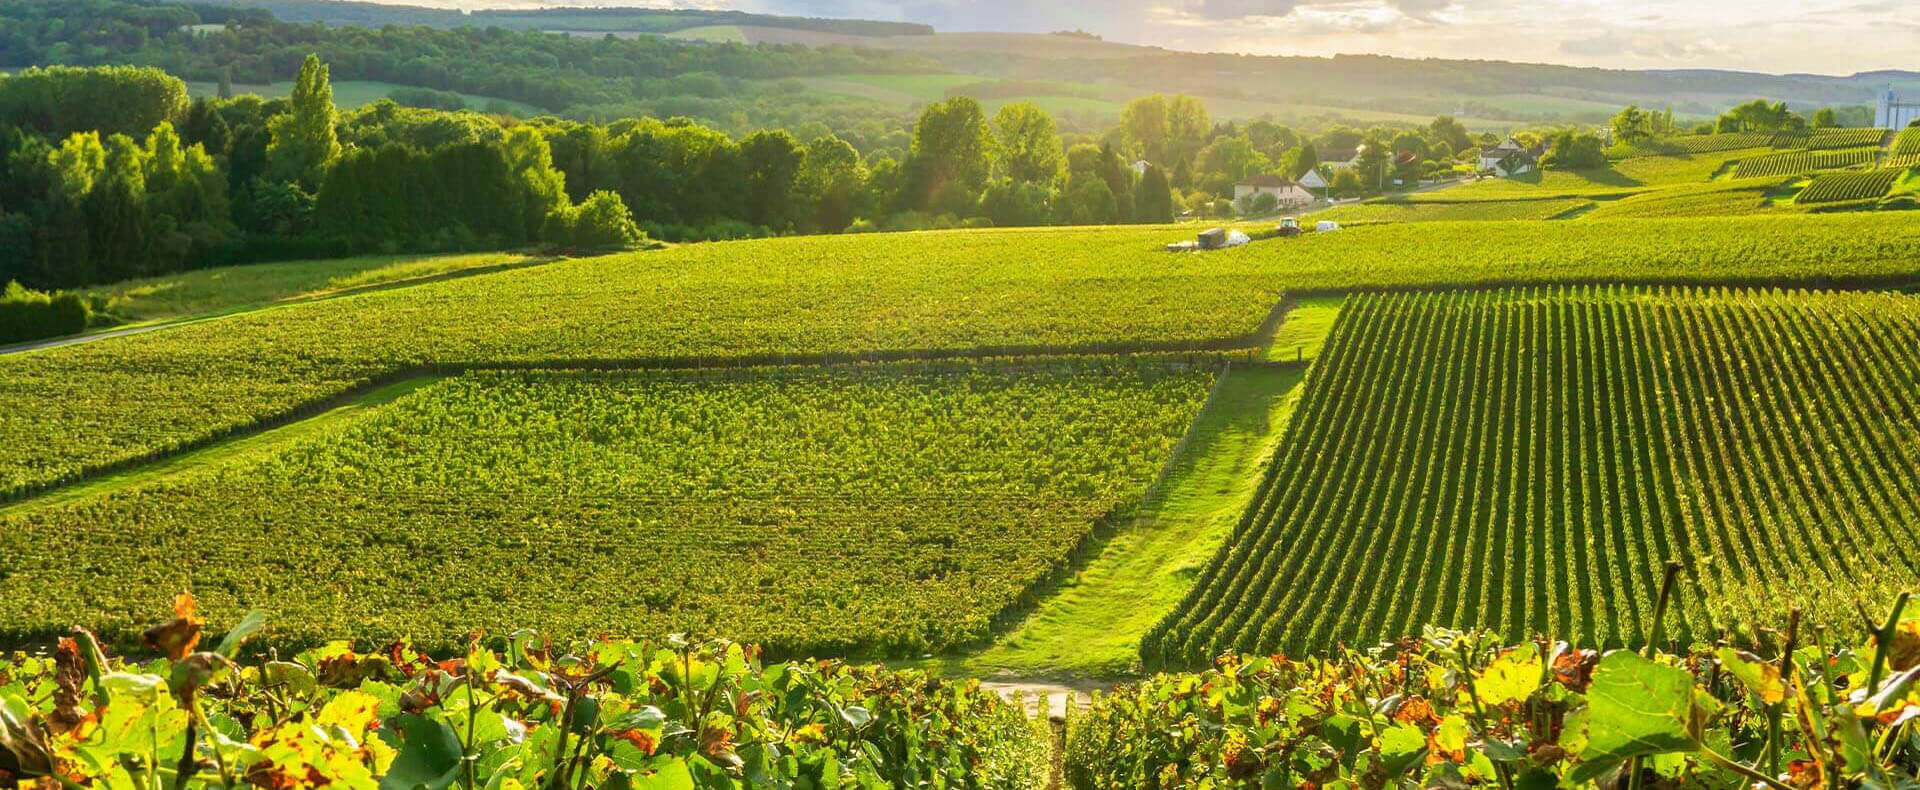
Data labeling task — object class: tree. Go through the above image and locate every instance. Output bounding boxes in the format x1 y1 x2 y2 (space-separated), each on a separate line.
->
980 181 1053 227
1062 175 1118 225
1428 116 1472 154
267 54 341 191
216 66 234 100
740 129 806 231
1194 135 1267 195
1133 164 1173 224
1811 107 1838 129
906 97 993 212
1540 131 1607 170
799 135 866 234
0 65 189 138
1118 94 1209 167
505 127 569 243
993 102 1064 187
1611 105 1652 144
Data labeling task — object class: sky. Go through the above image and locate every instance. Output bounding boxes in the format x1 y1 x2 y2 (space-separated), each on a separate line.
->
390 0 1917 75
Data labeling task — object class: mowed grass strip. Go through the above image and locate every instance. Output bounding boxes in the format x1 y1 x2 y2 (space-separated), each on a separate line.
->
6 214 1920 499
1144 286 1920 665
0 358 1216 655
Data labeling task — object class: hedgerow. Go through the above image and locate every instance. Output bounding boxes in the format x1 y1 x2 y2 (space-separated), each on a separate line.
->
0 360 1215 654
1144 286 1920 665
0 598 1051 790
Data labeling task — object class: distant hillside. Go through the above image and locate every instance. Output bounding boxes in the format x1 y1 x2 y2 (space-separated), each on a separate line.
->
189 0 934 37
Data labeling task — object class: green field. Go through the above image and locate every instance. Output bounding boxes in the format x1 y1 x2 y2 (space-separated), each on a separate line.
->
1146 287 1920 662
664 24 749 43
1733 147 1878 178
1797 168 1912 204
1312 198 1592 223
1414 148 1764 202
9 215 1920 501
1579 178 1791 220
183 79 543 115
0 360 1213 653
81 252 542 325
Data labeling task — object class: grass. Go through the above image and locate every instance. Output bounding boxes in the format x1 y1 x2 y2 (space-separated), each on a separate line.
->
951 364 1310 678
1415 149 1766 202
80 252 543 326
665 25 748 43
183 80 543 115
1311 199 1591 224
1265 296 1344 363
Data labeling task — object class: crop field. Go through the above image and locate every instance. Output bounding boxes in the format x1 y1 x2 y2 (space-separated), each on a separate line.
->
1769 127 1890 150
1411 148 1763 202
8 215 1920 501
1797 168 1907 203
0 359 1215 652
1733 147 1877 178
1144 287 1920 664
1612 132 1773 157
1311 198 1591 223
1896 127 1920 157
1579 178 1788 220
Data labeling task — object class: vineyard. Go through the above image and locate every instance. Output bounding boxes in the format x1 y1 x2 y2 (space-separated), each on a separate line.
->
0 360 1214 654
1405 148 1764 202
1144 287 1920 665
1612 132 1773 157
1312 198 1591 223
1580 178 1786 220
1797 168 1907 203
8 214 1920 503
1897 126 1920 157
1732 147 1877 178
1768 127 1890 150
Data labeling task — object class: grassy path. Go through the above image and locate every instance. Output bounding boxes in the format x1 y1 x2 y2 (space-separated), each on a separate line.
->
0 376 440 517
950 363 1310 679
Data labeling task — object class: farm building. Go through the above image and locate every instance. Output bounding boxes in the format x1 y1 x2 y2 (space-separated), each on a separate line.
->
1233 174 1314 211
1478 137 1543 177
1876 88 1920 130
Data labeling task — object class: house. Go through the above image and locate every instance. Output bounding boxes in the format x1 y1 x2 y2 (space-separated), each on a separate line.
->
1131 160 1153 176
1297 169 1330 192
1233 173 1314 212
1478 137 1543 177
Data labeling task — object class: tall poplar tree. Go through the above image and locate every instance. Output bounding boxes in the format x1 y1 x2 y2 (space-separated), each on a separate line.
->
267 54 341 191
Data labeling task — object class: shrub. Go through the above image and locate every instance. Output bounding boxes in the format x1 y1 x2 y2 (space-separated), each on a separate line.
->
544 189 645 253
0 280 91 344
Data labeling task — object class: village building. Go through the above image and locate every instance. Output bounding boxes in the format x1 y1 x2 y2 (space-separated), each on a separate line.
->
1478 137 1545 177
1233 173 1314 212
1876 88 1920 130
1297 168 1330 192
1318 146 1362 171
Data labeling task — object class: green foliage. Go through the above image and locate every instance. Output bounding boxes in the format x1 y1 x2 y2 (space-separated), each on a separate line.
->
1798 168 1906 203
1734 147 1877 178
0 361 1212 653
908 97 994 212
0 279 89 344
544 190 645 252
1132 165 1173 224
739 129 806 231
0 65 189 138
0 605 1050 790
267 55 341 191
992 102 1064 188
1071 618 1920 789
1540 131 1607 170
1146 286 1920 664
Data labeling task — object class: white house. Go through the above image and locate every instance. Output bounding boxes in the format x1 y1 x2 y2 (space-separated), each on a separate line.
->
1297 169 1330 192
1478 137 1542 177
1877 88 1920 130
1233 174 1314 212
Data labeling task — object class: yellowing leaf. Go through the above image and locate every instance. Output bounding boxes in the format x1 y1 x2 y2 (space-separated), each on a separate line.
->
1476 644 1543 706
1715 648 1785 705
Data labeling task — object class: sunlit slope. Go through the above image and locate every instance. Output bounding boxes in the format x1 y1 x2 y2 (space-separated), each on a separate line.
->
1147 287 1920 663
5 214 1920 498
